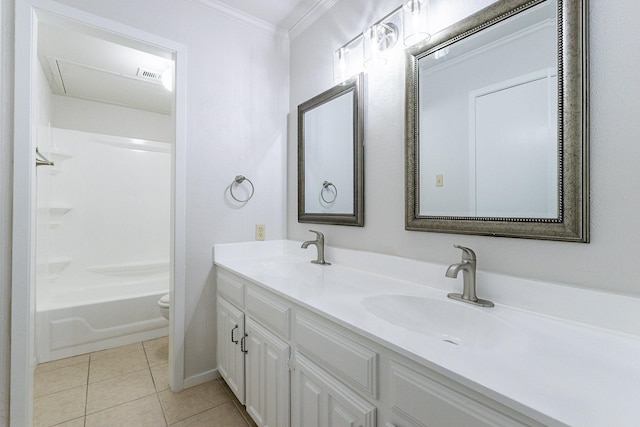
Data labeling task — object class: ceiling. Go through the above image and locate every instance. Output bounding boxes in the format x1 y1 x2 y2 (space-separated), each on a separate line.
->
37 0 326 114
209 0 325 31
38 22 174 115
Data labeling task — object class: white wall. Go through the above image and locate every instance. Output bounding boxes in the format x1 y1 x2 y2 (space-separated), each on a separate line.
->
36 129 171 302
1 0 288 417
44 0 289 382
51 0 289 382
0 0 12 421
288 0 640 298
52 95 174 142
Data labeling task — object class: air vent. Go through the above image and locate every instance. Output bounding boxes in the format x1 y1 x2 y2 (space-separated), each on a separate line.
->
136 67 162 81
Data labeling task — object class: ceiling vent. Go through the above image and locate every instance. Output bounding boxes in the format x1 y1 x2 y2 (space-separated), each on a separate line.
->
136 67 162 81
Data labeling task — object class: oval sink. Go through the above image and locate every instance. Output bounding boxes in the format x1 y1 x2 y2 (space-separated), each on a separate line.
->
361 294 524 351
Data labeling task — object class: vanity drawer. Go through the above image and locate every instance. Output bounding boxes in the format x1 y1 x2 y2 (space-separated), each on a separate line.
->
295 313 377 398
389 360 541 427
217 269 245 308
245 285 291 339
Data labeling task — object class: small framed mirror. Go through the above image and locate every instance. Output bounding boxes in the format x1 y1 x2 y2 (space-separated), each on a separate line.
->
298 74 364 226
406 0 588 242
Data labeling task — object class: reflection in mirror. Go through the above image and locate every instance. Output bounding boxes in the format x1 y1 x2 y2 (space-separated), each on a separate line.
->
406 0 588 241
304 93 353 213
419 1 557 218
298 74 364 226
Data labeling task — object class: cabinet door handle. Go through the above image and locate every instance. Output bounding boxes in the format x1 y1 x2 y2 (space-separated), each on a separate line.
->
231 325 239 344
240 334 249 354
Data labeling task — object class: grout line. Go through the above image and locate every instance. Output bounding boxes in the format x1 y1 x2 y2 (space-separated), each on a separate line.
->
84 358 90 418
217 378 257 427
87 365 151 388
36 356 90 373
153 392 169 427
85 394 161 419
84 349 158 416
36 338 249 427
89 343 144 362
143 344 151 366
146 345 169 427
148 363 158 392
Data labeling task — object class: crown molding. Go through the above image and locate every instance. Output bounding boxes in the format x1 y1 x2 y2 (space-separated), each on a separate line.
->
289 0 339 40
191 0 288 37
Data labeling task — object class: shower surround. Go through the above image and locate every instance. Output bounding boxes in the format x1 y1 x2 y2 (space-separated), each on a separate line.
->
36 128 171 362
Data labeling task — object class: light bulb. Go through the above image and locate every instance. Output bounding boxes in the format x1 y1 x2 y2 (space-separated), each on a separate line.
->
403 0 431 47
333 47 350 84
363 23 397 70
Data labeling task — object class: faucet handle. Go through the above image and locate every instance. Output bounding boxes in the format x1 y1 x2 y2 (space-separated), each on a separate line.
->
308 229 324 240
453 245 476 262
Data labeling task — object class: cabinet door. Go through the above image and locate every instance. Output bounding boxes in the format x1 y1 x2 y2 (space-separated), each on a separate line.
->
245 317 290 427
389 360 537 427
217 297 245 404
292 352 376 427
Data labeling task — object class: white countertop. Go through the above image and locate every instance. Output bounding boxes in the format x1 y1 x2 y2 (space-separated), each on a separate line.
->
213 240 640 426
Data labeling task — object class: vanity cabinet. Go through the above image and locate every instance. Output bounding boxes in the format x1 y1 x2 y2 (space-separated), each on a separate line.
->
216 297 245 403
216 269 291 427
217 266 547 427
292 352 376 427
292 312 378 427
385 359 543 427
295 313 377 399
245 317 290 427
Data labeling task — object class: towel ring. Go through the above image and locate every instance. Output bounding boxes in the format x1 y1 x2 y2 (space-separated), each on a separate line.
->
320 181 337 204
230 175 254 203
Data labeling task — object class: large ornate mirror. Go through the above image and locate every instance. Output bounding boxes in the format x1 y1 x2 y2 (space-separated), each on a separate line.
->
406 0 588 241
298 74 364 226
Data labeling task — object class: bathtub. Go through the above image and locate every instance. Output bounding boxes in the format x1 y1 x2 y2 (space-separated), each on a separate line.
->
36 129 172 362
36 277 169 363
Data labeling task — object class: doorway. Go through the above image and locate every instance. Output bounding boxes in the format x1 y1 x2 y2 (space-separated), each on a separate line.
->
12 0 187 425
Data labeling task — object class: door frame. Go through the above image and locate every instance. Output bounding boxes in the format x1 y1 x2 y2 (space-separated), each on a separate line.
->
12 1 187 424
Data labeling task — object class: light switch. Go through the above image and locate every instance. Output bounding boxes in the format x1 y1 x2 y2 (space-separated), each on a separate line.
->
436 174 444 187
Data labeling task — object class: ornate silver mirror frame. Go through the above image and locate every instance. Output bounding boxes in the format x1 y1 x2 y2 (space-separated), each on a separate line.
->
298 74 364 226
405 0 588 242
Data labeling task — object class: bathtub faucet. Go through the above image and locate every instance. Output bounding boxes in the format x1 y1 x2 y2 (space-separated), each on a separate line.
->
301 230 331 265
445 245 493 307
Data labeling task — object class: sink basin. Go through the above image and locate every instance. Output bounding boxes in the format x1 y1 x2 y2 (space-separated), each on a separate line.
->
361 294 524 351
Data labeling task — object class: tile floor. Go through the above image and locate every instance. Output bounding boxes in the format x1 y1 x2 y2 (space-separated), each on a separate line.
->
34 337 258 427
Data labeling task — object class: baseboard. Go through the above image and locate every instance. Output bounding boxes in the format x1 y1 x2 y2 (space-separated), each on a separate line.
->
183 368 220 389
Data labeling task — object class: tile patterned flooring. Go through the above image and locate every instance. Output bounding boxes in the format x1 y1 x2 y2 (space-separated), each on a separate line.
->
34 337 258 427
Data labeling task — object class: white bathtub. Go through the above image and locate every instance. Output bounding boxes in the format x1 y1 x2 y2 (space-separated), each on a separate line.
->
36 277 169 362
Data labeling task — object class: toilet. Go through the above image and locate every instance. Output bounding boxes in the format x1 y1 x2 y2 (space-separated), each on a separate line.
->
158 293 170 320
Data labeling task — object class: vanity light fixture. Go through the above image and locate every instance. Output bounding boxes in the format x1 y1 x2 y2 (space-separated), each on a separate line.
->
434 46 449 59
333 47 350 84
363 22 398 70
332 36 365 85
403 0 430 46
332 0 431 83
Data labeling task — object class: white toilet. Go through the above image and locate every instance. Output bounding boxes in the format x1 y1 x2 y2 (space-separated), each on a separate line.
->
158 293 170 320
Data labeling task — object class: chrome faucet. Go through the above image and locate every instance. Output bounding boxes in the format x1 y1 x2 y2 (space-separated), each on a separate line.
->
301 230 331 265
445 245 493 307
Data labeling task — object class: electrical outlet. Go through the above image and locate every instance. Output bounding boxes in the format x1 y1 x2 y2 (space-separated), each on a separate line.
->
255 224 266 241
436 174 444 187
